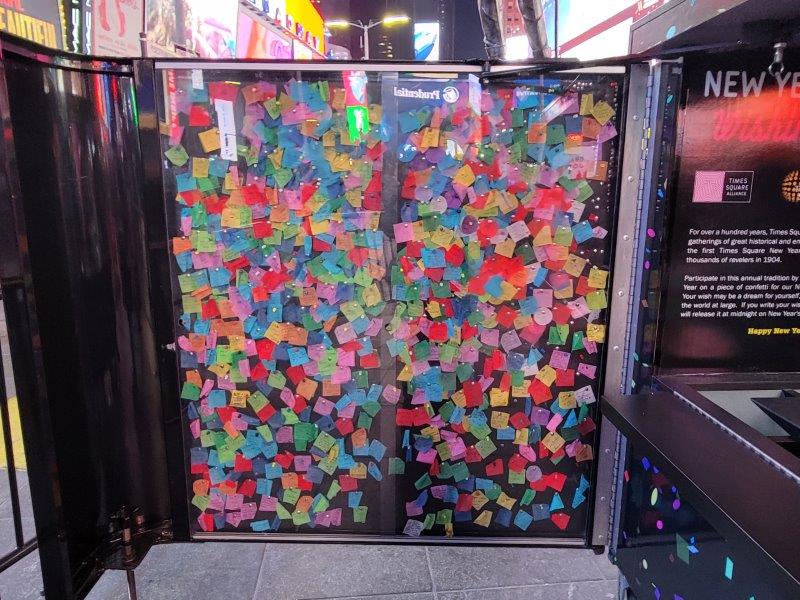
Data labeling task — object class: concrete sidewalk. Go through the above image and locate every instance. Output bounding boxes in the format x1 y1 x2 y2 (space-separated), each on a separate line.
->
0 540 618 600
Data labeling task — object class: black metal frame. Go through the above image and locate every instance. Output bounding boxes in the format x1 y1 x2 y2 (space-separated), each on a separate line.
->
133 58 192 544
0 36 76 598
0 306 37 570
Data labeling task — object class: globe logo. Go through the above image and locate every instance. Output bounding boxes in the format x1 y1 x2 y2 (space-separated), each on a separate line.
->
442 86 460 103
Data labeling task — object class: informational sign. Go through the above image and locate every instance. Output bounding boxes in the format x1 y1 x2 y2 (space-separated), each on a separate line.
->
413 22 440 61
0 0 63 50
93 0 143 56
660 52 800 370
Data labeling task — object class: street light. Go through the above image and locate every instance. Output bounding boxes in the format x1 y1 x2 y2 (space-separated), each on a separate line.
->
326 14 410 60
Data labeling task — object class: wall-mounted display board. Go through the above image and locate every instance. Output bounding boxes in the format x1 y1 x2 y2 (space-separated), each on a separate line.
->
156 65 622 540
660 51 800 371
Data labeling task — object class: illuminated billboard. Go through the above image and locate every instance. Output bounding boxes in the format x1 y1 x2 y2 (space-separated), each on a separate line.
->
237 12 292 59
413 22 440 61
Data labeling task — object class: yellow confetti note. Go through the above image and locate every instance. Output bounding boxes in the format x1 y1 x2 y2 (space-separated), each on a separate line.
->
494 238 516 258
296 378 318 399
208 363 230 378
429 228 455 247
270 148 284 169
587 323 606 342
586 289 608 310
564 254 587 278
474 510 493 527
221 207 241 228
322 130 337 147
192 157 209 179
420 127 440 148
511 384 529 398
497 492 517 510
592 100 615 125
362 284 382 307
471 491 490 510
490 388 509 407
514 428 529 445
490 411 509 429
553 281 574 300
230 390 250 408
588 267 609 289
350 463 367 479
332 88 346 110
542 431 566 453
427 301 442 318
580 92 594 116
536 365 557 386
558 391 577 409
397 364 413 382
309 219 329 235
198 128 221 153
331 154 351 172
495 190 519 214
533 226 553 246
368 103 382 123
265 322 286 343
453 165 476 186
553 226 573 246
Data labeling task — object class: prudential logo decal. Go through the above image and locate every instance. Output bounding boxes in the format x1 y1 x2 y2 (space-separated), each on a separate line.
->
393 86 460 103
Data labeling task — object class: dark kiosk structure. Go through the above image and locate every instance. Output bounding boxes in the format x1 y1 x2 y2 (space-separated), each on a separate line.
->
0 1 798 598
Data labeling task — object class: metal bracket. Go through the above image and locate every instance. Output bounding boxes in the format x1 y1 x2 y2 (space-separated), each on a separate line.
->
769 42 787 77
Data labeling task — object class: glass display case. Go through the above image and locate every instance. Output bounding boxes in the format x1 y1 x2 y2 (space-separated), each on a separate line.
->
154 63 622 540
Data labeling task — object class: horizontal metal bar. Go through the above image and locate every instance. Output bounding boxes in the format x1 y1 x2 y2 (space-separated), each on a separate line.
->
154 61 483 74
657 375 800 486
0 538 37 573
192 532 585 547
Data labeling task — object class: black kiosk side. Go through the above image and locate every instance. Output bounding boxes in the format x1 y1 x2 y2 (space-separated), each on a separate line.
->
0 37 187 597
602 2 800 599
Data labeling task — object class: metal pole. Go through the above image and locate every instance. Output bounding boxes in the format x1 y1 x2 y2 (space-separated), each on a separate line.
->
363 25 370 60
126 569 138 600
0 328 24 549
554 0 559 57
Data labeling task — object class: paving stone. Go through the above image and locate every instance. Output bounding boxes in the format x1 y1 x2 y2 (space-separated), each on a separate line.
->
325 595 433 600
253 543 432 600
87 542 266 600
0 551 44 600
437 579 618 600
427 547 606 590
